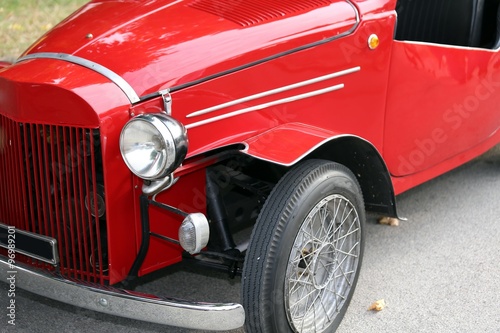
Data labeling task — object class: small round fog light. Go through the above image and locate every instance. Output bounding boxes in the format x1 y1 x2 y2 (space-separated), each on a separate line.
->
179 213 210 254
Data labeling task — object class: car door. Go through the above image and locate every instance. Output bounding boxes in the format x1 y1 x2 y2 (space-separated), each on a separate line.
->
383 0 500 176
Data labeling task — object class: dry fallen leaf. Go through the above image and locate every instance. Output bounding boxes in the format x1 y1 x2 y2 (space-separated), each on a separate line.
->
368 299 386 311
378 216 399 226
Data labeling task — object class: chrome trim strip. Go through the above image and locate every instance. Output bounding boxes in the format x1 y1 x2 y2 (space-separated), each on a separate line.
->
347 0 360 28
17 53 140 104
187 67 361 118
399 39 500 52
186 84 345 129
0 257 245 331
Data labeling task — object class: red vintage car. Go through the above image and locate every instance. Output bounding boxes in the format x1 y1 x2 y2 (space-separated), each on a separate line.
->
1 0 499 331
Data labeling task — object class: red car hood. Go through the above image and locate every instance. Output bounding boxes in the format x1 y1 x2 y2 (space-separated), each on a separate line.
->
23 0 358 98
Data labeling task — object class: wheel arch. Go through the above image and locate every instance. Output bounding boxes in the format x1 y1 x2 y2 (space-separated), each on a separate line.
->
308 136 399 217
242 128 399 218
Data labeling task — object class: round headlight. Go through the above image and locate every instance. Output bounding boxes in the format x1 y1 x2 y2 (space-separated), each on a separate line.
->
120 114 188 180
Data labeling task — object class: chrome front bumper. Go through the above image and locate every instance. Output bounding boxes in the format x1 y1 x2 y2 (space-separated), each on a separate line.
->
0 257 245 331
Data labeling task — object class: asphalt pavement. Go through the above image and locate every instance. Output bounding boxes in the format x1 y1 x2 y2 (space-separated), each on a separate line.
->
2 145 500 333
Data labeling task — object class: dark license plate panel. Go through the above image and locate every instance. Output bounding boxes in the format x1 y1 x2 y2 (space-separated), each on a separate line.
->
0 223 59 265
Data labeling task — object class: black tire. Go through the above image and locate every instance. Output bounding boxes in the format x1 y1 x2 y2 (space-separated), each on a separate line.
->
242 159 365 333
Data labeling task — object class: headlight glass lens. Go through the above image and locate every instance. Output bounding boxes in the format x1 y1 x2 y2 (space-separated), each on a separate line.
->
120 114 187 180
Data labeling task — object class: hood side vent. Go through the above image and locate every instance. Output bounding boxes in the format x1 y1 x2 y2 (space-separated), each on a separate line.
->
188 0 335 27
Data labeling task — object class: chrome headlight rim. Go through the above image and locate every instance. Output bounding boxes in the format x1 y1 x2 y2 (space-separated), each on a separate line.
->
119 113 188 180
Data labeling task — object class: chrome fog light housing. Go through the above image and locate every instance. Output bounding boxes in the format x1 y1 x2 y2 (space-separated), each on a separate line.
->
179 213 210 254
120 114 188 180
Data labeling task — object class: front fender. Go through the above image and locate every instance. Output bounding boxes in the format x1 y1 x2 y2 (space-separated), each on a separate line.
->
242 122 401 218
242 123 337 166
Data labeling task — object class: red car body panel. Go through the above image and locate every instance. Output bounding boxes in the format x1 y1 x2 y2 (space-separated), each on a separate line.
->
385 41 500 177
26 0 358 97
175 13 396 157
0 60 121 127
392 128 500 194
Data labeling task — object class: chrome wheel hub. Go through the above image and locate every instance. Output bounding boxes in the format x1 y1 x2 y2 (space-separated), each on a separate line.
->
311 243 336 290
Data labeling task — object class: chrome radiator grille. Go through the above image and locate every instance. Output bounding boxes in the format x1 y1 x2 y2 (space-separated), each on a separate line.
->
0 114 109 284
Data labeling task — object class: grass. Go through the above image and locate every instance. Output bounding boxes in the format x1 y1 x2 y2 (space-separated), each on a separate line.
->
0 0 87 61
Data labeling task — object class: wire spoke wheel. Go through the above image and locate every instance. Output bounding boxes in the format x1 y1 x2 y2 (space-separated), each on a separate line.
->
242 160 365 333
285 195 361 333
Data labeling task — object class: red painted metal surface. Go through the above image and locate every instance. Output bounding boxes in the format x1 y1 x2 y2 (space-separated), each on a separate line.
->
137 169 206 276
385 41 500 177
243 123 337 166
0 59 127 126
392 128 500 195
173 9 396 162
25 0 358 97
